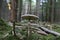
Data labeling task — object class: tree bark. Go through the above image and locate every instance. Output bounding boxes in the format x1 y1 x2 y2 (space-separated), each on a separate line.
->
27 23 60 36
18 0 23 22
10 0 17 22
38 26 60 36
36 0 40 16
0 0 3 18
27 0 32 14
11 0 17 36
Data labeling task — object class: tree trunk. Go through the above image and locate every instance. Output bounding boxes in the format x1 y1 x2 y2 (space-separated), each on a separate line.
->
18 0 23 22
0 0 2 18
33 24 60 36
38 26 60 36
11 0 17 36
54 0 56 22
28 0 32 14
41 0 44 21
36 0 40 16
10 0 17 22
51 0 54 23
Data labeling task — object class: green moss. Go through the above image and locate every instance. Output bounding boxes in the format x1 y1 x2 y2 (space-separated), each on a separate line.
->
4 35 20 40
0 19 12 38
0 19 12 30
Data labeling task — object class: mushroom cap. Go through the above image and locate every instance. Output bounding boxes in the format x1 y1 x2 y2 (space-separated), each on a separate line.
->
21 14 39 20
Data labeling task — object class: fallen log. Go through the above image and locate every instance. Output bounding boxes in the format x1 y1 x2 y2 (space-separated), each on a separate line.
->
38 26 60 36
27 23 60 36
8 22 60 36
37 30 48 36
31 27 48 35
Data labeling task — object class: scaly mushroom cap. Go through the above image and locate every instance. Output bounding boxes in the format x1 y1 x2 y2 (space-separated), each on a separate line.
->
21 14 39 20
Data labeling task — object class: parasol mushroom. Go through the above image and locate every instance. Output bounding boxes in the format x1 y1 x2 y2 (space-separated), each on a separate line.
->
21 14 39 20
